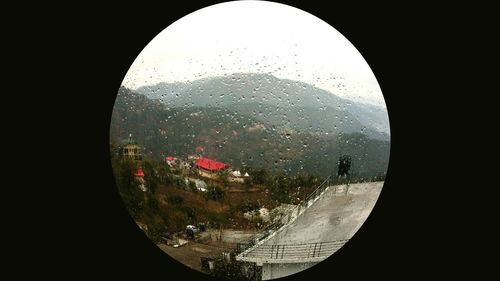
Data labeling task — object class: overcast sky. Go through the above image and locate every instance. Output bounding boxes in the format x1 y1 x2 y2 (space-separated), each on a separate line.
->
122 1 386 107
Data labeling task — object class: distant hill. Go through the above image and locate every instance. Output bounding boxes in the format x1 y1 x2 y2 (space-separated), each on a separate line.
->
135 73 390 138
226 102 387 140
110 87 390 178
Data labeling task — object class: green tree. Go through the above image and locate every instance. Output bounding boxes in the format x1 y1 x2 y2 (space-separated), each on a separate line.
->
109 141 120 161
250 168 269 185
268 174 292 204
188 180 197 192
168 195 184 205
143 160 158 194
218 170 230 188
206 184 226 207
338 155 352 177
112 157 143 217
155 161 173 186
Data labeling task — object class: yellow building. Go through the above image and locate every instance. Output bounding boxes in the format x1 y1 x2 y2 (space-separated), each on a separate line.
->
121 135 142 161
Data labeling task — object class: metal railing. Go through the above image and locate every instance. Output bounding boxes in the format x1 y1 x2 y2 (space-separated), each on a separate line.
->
235 175 333 255
236 240 348 259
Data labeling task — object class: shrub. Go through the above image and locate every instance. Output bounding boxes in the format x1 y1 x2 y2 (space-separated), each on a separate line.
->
168 195 184 205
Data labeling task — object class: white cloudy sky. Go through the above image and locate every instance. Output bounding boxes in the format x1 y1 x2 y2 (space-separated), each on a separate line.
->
122 1 386 106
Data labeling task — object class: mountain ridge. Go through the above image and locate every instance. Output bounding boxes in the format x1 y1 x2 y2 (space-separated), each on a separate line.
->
110 87 390 178
134 73 390 137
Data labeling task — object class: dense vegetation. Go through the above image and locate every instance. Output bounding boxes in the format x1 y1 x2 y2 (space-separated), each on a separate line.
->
110 87 390 179
112 141 384 242
136 72 390 136
110 76 389 279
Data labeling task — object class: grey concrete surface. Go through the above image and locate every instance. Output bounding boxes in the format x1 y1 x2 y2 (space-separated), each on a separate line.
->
238 181 384 279
262 262 318 280
265 181 383 246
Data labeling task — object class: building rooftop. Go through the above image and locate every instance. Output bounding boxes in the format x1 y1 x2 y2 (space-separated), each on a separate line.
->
195 157 228 171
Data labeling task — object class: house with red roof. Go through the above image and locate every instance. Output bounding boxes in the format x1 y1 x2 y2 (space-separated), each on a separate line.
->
195 157 229 178
134 168 145 177
165 156 175 168
120 134 147 192
133 168 146 191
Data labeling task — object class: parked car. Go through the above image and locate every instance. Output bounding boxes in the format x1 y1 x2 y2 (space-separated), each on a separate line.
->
186 225 199 238
198 222 206 232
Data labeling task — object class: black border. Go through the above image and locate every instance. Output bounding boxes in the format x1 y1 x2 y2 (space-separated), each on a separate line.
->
59 1 436 280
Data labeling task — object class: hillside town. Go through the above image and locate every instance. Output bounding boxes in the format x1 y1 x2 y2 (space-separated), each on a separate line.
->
114 135 323 276
113 123 386 280
122 136 251 193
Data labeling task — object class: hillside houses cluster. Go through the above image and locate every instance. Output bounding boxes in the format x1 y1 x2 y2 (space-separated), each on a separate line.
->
121 137 147 191
164 155 250 183
120 136 250 191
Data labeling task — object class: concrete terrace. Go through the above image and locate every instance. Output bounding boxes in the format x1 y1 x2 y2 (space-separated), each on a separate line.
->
237 181 384 264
